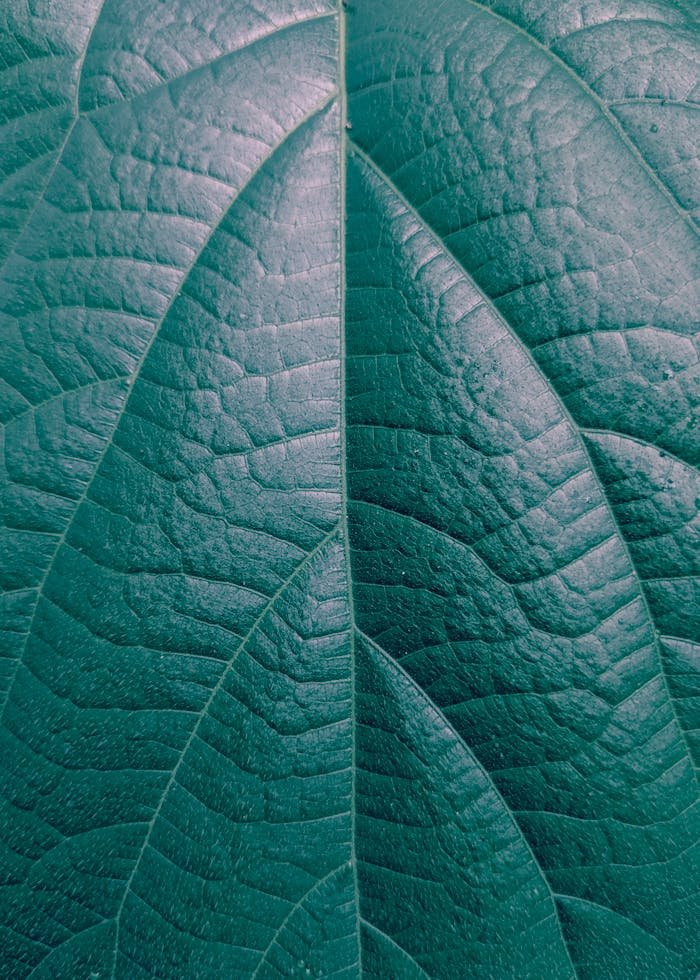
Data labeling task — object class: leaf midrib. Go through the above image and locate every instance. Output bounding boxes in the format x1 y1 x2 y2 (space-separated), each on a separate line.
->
337 3 364 973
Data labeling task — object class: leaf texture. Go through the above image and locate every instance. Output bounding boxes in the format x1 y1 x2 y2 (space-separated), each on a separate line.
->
0 1 698 977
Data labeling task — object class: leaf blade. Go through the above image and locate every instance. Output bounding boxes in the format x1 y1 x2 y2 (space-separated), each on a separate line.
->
1 1 698 976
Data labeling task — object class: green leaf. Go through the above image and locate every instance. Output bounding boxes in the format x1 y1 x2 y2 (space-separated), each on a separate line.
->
1 1 698 977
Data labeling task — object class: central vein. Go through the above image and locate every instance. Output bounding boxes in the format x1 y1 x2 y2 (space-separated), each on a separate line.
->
335 1 363 974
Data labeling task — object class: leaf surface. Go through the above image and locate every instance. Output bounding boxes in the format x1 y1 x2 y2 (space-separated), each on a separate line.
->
1 1 698 977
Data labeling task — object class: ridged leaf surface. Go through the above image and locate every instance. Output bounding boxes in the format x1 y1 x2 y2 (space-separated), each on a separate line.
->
1 1 698 976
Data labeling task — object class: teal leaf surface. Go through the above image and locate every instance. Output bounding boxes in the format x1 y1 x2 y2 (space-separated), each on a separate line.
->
1 1 698 977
